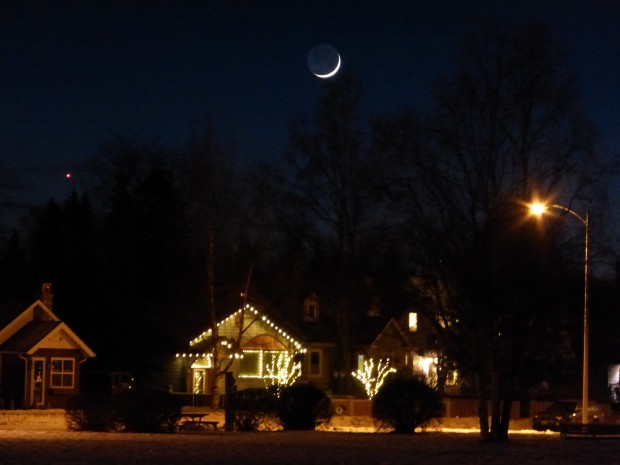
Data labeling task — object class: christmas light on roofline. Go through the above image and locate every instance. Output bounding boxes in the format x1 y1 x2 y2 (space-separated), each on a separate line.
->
187 305 305 352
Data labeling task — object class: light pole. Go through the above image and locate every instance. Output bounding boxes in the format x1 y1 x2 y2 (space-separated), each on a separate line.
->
529 202 589 424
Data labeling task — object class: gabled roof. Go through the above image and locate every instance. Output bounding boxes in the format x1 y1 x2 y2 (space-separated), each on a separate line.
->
295 320 338 346
0 299 57 345
0 321 60 352
0 298 95 358
365 316 414 349
188 305 305 353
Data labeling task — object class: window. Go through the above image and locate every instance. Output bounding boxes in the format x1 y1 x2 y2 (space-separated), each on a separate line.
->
238 350 288 379
309 350 322 377
303 293 320 322
408 312 418 332
50 358 74 388
307 303 317 320
367 296 381 317
239 351 261 378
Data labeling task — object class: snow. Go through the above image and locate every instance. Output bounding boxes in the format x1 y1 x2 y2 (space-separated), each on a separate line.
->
1 427 617 465
0 414 618 465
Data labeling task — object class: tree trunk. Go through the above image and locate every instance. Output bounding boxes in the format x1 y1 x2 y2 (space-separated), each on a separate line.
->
210 361 221 409
498 399 512 439
475 371 490 440
478 399 489 440
207 227 221 410
480 368 511 442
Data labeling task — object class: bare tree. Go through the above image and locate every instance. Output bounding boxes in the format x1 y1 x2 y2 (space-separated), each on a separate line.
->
376 23 600 441
182 125 239 408
182 124 271 408
285 73 393 393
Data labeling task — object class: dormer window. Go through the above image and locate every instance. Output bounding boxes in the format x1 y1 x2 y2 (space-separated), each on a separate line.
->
303 293 320 322
367 295 381 317
408 312 418 332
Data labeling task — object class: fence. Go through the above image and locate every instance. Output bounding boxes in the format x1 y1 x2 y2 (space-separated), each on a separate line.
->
170 393 210 407
170 392 610 420
330 397 568 419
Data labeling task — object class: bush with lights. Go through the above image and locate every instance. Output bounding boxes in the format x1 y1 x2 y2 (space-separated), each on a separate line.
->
351 358 396 399
264 352 302 398
372 375 443 433
276 383 332 430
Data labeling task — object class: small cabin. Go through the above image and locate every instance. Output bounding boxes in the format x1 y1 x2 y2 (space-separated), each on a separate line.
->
0 284 95 409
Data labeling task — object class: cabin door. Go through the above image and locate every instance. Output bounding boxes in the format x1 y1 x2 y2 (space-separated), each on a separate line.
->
31 358 46 408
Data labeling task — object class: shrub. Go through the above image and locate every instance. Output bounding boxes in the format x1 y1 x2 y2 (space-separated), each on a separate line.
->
66 388 182 433
276 384 332 430
372 375 443 433
108 388 182 433
65 392 112 431
234 387 277 431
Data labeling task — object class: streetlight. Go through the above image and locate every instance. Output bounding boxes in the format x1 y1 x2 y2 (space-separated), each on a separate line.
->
529 202 590 424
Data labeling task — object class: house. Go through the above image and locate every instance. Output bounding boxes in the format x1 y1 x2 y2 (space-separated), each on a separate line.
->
168 294 449 401
0 284 95 409
170 305 307 399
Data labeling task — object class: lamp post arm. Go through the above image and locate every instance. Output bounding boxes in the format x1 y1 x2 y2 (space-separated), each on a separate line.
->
551 204 587 226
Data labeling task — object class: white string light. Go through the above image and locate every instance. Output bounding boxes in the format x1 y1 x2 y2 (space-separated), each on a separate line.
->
352 358 396 399
188 305 305 352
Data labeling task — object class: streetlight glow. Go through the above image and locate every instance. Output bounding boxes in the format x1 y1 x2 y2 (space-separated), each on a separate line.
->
529 202 547 216
528 200 590 424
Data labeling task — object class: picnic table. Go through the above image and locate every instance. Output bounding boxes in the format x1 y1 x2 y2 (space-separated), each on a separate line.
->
172 412 219 432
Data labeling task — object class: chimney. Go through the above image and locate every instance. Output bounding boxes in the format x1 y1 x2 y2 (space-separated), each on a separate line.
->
41 283 53 309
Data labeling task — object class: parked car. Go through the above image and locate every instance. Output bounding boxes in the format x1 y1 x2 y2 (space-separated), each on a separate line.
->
532 400 605 431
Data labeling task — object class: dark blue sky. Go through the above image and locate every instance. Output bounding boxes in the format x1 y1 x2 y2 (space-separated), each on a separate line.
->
2 1 619 225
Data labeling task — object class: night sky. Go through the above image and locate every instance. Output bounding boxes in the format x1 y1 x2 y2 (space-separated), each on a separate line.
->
2 1 620 227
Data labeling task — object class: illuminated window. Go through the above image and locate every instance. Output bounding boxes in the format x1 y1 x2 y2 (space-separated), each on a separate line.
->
408 312 418 332
239 351 261 377
238 350 288 379
437 314 455 328
50 358 74 388
446 370 459 386
309 350 322 377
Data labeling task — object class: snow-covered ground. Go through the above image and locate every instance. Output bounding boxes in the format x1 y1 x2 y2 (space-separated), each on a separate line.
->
0 414 618 465
1 427 618 465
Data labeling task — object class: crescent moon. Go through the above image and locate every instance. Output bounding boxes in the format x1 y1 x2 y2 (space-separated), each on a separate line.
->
314 53 341 79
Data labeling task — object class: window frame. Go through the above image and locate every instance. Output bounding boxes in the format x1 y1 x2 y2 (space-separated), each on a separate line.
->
408 312 418 332
309 349 322 378
303 294 320 322
50 357 75 389
238 349 289 379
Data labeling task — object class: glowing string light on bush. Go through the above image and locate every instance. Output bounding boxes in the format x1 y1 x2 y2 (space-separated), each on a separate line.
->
351 358 396 399
264 352 302 397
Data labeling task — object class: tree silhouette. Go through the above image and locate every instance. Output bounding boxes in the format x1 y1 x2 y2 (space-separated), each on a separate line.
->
376 22 599 441
284 72 395 393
